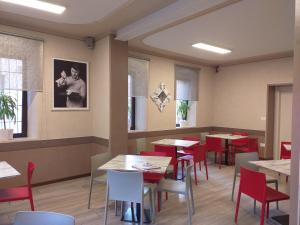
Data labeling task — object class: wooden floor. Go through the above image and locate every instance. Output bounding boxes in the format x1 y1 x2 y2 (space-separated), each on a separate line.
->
0 160 289 225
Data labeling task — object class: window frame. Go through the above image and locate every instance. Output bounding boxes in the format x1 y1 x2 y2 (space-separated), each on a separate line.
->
129 97 136 130
13 91 27 138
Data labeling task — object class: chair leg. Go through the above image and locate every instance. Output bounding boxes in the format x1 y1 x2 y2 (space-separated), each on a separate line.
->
204 160 209 180
88 178 93 209
214 152 217 163
165 192 168 200
104 187 109 225
267 202 270 219
174 163 178 180
199 162 202 171
140 199 144 225
275 181 279 210
149 189 155 224
193 163 198 185
29 196 34 211
234 191 241 223
186 193 192 225
181 161 185 179
231 174 236 201
254 200 256 214
189 178 195 215
157 191 161 212
114 201 118 216
260 203 266 225
219 152 222 169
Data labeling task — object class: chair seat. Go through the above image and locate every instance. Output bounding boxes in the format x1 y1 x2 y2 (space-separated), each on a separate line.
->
178 155 193 161
93 174 107 183
266 187 289 202
0 187 30 202
157 178 185 194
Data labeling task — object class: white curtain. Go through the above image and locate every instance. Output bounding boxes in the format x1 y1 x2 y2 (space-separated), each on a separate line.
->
0 33 43 91
175 65 199 101
128 57 149 97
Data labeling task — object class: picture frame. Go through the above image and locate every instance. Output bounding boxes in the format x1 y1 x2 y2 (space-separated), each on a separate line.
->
52 58 89 111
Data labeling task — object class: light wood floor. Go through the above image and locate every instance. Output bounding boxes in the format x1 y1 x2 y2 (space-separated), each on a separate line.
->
0 160 289 225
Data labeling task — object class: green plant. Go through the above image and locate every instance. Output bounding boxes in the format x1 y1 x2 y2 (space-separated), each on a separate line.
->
177 100 190 120
0 92 17 129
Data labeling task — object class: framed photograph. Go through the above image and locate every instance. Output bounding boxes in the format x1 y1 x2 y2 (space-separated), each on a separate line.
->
53 58 89 110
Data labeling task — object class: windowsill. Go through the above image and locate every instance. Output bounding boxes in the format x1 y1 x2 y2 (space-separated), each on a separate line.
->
176 126 197 129
0 137 40 144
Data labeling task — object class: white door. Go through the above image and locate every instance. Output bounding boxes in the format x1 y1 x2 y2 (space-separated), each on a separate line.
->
273 85 293 159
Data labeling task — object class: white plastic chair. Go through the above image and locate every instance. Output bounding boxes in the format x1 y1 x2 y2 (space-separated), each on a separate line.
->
155 164 195 225
104 170 154 225
88 152 111 209
13 211 75 225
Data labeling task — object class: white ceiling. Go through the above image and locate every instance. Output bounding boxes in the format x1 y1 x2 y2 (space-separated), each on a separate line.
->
142 0 295 64
0 0 132 24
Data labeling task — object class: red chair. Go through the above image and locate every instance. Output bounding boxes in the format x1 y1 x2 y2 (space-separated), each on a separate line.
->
178 136 200 155
154 145 178 179
0 162 35 210
235 138 259 153
235 167 289 225
230 132 249 163
280 141 291 159
140 151 168 212
203 137 225 169
178 144 208 185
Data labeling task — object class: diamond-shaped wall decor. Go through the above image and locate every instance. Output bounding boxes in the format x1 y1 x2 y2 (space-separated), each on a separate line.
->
151 82 171 112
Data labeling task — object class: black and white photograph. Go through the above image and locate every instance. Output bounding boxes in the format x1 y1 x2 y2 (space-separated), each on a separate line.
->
53 58 89 110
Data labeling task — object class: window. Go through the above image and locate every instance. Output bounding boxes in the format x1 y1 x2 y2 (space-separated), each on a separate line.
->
128 58 148 131
175 65 199 127
0 58 27 137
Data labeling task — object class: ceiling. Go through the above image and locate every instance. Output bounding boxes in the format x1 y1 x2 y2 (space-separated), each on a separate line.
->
130 0 295 66
0 0 295 66
0 0 176 39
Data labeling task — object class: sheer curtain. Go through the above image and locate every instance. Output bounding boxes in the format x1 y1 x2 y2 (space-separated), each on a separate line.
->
0 33 43 92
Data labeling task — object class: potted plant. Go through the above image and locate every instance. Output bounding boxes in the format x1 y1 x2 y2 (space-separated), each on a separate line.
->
0 92 17 140
177 100 190 127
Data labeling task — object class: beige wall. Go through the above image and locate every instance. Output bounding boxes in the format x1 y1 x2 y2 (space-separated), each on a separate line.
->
0 25 94 139
130 52 215 131
212 58 293 131
91 37 110 139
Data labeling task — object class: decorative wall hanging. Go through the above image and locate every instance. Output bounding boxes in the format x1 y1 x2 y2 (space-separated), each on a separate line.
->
53 58 89 110
151 82 171 112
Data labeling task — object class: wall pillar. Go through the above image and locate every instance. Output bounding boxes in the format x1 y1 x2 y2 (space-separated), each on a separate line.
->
290 0 300 224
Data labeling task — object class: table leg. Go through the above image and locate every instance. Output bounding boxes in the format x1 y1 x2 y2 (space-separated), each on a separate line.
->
121 202 151 223
225 139 229 165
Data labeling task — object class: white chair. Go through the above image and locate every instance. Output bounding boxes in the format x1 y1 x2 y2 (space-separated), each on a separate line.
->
104 170 154 225
88 152 111 209
155 164 195 225
13 211 75 225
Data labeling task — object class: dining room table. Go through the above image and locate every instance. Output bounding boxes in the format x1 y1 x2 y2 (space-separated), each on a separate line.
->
206 133 248 165
249 159 291 225
98 154 172 224
0 161 20 179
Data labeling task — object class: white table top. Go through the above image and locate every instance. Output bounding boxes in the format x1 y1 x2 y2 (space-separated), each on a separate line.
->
151 139 199 148
206 133 247 140
283 144 292 151
98 154 172 174
249 159 291 176
0 161 20 179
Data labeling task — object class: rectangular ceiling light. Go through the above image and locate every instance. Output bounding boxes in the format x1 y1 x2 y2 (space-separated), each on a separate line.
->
192 43 231 54
1 0 66 14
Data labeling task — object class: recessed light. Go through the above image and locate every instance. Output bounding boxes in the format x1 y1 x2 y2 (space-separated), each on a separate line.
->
192 43 231 54
0 0 66 14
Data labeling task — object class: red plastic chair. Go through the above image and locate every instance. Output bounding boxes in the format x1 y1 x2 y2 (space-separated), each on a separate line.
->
154 145 178 179
280 141 291 159
203 137 225 169
0 162 36 210
178 136 200 156
178 144 208 185
235 167 289 225
236 138 259 153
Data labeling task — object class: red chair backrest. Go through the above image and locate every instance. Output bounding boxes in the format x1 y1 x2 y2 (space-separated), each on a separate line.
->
240 167 266 203
27 161 35 188
280 141 291 159
154 145 177 165
231 132 249 146
248 138 259 152
205 137 223 152
140 151 168 157
191 144 207 162
182 136 200 151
